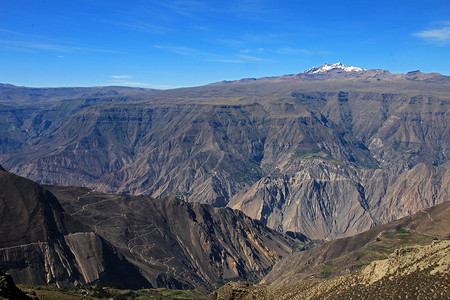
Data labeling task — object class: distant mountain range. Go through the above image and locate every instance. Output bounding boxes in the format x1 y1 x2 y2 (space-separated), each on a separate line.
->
0 64 449 240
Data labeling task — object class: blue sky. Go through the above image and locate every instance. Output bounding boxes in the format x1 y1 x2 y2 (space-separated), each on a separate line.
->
1 0 449 89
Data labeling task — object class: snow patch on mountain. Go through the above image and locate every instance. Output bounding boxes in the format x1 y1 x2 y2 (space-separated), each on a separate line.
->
305 63 365 74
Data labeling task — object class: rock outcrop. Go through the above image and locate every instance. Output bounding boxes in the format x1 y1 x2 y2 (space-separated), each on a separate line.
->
0 166 150 289
47 184 302 289
0 268 34 300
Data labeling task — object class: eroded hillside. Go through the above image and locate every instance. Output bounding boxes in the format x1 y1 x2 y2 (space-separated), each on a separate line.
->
1 66 449 239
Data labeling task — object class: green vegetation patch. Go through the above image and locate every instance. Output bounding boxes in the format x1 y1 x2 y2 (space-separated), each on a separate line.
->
321 264 337 278
292 240 319 253
392 141 421 160
353 228 434 270
291 149 346 166
173 191 191 198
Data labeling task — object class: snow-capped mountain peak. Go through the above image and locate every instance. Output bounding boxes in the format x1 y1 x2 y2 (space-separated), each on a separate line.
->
305 63 365 74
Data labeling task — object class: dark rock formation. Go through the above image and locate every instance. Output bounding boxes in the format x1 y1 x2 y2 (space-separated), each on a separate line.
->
0 268 34 300
47 185 301 289
0 166 301 289
0 167 150 289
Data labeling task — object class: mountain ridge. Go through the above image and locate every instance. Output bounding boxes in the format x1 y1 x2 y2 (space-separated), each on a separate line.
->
2 63 450 92
212 63 450 86
0 64 449 240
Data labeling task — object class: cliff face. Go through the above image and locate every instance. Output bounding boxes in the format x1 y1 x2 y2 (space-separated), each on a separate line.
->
229 161 375 239
1 72 449 240
0 167 150 289
229 162 449 239
47 185 300 289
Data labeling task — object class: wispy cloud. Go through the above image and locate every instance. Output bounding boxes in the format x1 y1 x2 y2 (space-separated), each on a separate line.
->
108 75 150 87
0 39 118 53
161 1 208 16
110 75 132 79
414 23 450 44
237 54 272 62
206 58 245 63
239 47 264 53
154 45 195 55
275 47 329 55
116 81 148 86
101 19 167 34
0 29 18 34
154 43 273 63
207 53 273 64
108 80 149 87
108 79 173 89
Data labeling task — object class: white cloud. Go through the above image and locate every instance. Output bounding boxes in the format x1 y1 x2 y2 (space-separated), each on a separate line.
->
109 80 149 87
108 75 150 87
414 24 450 43
154 45 194 55
110 75 132 79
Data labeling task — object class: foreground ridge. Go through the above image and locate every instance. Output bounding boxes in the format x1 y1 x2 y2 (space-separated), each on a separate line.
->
211 241 450 300
210 202 450 299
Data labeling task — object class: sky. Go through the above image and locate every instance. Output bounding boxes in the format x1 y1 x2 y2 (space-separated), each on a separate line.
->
1 0 449 89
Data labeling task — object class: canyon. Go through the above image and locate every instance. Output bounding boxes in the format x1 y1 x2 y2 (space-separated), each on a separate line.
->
1 65 448 240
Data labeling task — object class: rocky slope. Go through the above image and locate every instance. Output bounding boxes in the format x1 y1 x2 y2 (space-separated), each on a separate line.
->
0 165 153 289
210 201 450 299
46 184 302 289
229 162 449 239
262 200 450 286
1 64 449 239
0 166 301 289
211 241 449 299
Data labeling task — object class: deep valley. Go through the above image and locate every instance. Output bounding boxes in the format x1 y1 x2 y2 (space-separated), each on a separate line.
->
0 63 449 298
